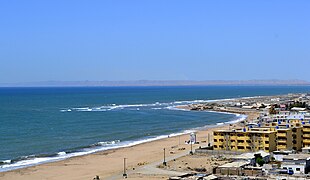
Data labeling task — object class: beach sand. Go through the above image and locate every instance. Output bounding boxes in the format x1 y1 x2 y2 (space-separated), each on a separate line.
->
0 111 258 180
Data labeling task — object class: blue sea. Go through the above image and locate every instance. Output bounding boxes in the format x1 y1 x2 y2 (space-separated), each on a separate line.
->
1 86 310 172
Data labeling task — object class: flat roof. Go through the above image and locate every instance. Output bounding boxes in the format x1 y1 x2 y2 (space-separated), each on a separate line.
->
218 161 249 168
234 151 270 160
283 154 310 160
214 129 275 133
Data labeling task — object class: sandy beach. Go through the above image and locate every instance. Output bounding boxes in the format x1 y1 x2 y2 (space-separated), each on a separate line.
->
0 110 257 180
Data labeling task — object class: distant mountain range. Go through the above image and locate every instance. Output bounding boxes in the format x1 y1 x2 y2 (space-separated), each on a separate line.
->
1 79 310 87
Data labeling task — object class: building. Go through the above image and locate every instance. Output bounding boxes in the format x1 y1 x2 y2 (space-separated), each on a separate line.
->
281 154 310 174
292 126 303 151
276 128 293 151
213 129 277 152
215 161 264 176
272 151 291 161
260 123 302 151
302 147 310 154
303 124 310 147
232 150 270 166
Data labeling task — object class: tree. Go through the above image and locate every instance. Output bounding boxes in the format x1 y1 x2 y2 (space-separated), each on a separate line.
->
254 154 265 167
256 157 265 167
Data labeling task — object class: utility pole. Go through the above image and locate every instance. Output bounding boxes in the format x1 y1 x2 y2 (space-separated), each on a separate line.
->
208 133 210 147
190 141 193 155
163 148 167 166
123 158 127 178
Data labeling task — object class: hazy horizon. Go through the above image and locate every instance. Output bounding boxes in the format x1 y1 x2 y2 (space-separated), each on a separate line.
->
1 79 310 87
1 1 309 83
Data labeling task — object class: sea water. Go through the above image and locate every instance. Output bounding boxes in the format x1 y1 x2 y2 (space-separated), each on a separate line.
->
1 86 310 171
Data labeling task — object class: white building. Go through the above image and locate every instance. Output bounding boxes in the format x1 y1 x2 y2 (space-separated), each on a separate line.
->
281 154 310 174
233 151 270 166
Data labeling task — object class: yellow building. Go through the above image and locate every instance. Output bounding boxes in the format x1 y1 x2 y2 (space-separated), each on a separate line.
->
292 126 303 151
261 122 303 151
276 128 293 151
213 129 276 152
303 124 310 147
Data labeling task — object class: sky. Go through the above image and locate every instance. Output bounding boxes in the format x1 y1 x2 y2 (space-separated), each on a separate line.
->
0 1 309 83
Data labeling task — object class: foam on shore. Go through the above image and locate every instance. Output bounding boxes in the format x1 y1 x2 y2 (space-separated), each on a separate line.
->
1 98 247 172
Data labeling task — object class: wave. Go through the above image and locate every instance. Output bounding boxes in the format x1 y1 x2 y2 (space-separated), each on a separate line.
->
0 130 197 172
58 95 263 113
59 97 224 113
1 97 249 172
59 98 223 113
0 110 245 172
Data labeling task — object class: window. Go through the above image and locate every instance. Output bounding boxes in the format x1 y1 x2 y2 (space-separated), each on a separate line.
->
265 141 269 144
296 168 300 171
214 145 218 148
214 139 218 142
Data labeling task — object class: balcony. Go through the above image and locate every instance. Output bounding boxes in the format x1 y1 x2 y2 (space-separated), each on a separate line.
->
277 140 287 144
303 134 310 138
303 128 310 133
277 133 287 137
303 139 310 144
277 145 287 149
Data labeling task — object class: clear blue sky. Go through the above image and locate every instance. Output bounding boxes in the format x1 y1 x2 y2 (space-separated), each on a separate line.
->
0 1 309 83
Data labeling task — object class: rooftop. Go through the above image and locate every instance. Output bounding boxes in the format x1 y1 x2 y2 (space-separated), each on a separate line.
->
283 154 310 161
214 129 275 134
218 161 249 168
233 151 270 160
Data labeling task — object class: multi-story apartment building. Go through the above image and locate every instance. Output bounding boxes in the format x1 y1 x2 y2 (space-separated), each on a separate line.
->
213 129 276 152
303 124 310 147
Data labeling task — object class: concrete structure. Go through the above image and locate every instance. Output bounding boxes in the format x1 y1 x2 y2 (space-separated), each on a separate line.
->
213 129 277 152
303 124 310 147
302 147 310 154
232 150 270 166
281 154 310 174
292 126 303 151
272 151 291 161
276 128 293 151
215 161 264 176
215 161 249 175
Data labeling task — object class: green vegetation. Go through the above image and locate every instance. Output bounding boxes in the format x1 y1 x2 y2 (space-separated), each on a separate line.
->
287 101 308 110
254 154 265 167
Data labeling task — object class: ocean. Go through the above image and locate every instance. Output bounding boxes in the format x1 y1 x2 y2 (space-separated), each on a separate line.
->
1 86 310 172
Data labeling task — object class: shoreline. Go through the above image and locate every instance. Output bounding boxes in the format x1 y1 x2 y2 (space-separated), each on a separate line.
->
0 111 251 180
0 102 246 173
